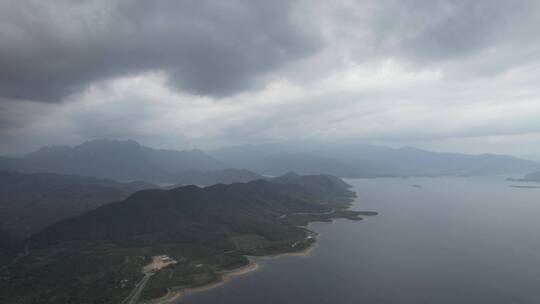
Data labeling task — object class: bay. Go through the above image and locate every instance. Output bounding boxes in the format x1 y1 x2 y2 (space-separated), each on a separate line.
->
181 176 540 304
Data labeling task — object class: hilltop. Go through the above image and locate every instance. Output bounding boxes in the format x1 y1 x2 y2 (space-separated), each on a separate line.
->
0 139 223 183
0 171 157 239
0 174 368 304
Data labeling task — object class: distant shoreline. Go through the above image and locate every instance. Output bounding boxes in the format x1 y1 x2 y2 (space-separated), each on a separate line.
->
509 185 540 189
147 234 319 304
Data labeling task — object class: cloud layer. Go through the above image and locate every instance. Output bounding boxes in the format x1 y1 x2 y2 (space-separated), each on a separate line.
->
0 0 319 101
1 0 540 155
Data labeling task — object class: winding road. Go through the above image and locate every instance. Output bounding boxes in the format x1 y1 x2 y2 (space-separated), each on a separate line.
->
120 272 154 304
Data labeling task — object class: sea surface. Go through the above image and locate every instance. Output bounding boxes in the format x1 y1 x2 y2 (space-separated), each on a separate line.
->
181 176 540 304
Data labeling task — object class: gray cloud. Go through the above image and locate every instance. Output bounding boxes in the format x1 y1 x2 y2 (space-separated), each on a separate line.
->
327 0 540 73
2 0 540 156
0 0 320 102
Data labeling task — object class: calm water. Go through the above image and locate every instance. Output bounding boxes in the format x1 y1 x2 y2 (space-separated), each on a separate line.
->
181 176 540 304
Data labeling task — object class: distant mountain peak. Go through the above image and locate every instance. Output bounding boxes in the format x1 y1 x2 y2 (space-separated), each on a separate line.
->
283 171 300 177
211 141 540 177
0 139 224 182
80 138 142 148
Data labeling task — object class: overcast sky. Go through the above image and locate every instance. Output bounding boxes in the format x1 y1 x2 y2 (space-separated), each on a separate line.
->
1 0 540 156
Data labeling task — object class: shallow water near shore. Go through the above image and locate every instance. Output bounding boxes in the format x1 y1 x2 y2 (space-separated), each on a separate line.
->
179 176 540 304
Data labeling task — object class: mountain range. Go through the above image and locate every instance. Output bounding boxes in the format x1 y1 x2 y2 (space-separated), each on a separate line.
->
1 139 538 181
29 174 356 249
1 173 362 304
0 171 158 239
173 168 263 186
211 141 540 177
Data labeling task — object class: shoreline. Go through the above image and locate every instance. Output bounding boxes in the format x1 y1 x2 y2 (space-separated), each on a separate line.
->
145 209 376 303
146 233 320 304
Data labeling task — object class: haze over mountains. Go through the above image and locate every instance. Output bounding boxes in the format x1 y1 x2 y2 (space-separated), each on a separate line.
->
0 139 224 183
212 141 540 177
0 171 157 239
509 171 540 182
172 169 263 187
1 139 538 182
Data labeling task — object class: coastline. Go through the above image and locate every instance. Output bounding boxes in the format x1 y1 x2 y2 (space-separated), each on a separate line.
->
146 233 319 304
143 202 376 304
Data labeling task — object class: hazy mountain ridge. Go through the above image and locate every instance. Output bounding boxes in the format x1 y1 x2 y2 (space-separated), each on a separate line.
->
0 171 158 239
1 139 536 181
0 139 224 182
0 166 264 241
172 168 263 186
524 172 540 181
508 171 540 182
272 171 355 203
211 141 540 177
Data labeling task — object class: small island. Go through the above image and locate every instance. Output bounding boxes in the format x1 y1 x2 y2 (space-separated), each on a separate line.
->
507 171 540 182
0 173 377 304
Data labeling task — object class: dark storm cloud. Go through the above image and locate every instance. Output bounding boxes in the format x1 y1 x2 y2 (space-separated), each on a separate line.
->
2 0 537 103
2 0 540 156
0 0 321 102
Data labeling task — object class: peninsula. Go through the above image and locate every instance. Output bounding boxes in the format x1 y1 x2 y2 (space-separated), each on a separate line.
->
0 173 377 303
